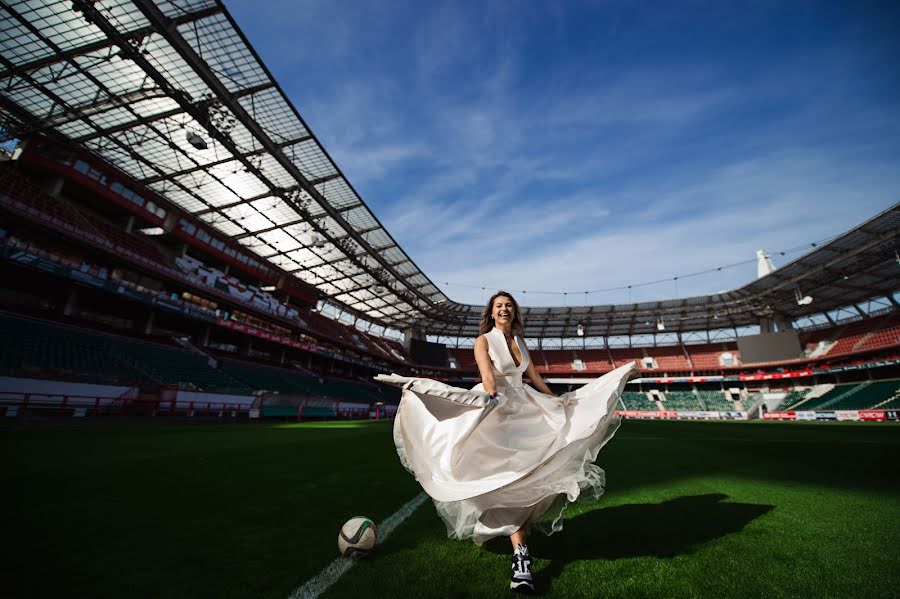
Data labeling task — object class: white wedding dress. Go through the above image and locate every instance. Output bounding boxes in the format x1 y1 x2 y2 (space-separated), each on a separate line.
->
376 327 638 545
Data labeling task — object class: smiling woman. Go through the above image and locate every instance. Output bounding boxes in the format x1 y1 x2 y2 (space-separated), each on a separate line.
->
376 290 639 593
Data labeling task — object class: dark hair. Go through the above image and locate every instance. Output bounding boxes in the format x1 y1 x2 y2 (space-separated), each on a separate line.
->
478 291 524 337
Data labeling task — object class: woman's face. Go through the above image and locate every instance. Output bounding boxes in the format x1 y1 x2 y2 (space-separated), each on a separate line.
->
492 295 515 327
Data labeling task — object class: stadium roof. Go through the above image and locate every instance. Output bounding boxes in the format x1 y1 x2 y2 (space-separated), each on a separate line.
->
0 0 449 328
427 203 900 339
1 1 898 339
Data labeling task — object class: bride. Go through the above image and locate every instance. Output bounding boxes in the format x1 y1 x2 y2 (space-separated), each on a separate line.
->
376 291 638 593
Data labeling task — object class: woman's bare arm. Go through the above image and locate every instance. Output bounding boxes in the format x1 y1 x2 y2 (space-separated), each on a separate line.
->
474 335 497 396
525 360 556 396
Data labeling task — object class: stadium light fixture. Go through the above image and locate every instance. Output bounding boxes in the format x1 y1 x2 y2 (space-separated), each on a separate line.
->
260 285 276 292
185 130 208 150
794 288 813 306
139 227 164 235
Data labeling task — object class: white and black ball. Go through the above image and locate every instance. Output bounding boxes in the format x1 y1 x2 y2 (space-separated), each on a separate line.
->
337 516 377 558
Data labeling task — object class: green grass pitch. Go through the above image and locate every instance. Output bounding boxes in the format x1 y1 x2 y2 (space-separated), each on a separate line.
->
3 419 899 598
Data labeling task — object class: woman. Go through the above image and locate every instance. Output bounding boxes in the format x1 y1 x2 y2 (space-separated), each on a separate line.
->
376 291 638 593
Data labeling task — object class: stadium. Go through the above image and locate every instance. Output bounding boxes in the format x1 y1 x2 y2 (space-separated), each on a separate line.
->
1 1 898 598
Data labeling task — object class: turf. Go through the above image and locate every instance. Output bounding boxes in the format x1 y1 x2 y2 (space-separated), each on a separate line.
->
3 420 899 598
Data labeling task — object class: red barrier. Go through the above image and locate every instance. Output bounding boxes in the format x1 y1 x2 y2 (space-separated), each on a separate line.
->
859 410 887 421
763 411 797 420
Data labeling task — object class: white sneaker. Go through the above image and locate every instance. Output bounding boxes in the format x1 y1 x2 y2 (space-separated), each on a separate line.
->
510 543 534 593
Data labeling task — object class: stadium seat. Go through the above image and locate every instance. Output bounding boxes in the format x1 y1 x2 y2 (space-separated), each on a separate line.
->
661 391 703 410
695 390 733 410
620 391 660 410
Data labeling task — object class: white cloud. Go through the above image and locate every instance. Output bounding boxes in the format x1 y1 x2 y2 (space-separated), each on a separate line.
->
227 1 900 312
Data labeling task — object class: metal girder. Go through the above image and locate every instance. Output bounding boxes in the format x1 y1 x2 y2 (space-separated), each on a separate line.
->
73 82 278 145
42 88 171 128
192 188 298 216
0 5 223 81
233 216 307 240
335 201 364 214
308 172 342 187
140 132 312 184
330 224 381 242
73 106 184 142
124 0 438 313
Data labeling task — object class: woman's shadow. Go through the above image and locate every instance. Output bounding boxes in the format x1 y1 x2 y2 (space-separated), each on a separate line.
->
485 493 773 595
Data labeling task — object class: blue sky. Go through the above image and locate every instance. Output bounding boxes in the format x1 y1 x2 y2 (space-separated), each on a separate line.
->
226 0 900 307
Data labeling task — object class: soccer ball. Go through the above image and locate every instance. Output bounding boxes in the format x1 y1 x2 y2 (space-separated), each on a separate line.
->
338 516 377 558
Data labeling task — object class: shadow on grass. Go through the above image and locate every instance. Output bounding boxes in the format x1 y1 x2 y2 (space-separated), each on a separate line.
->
484 493 773 595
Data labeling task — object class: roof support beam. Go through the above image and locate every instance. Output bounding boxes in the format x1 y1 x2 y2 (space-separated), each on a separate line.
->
234 217 307 240
308 172 342 187
74 106 184 142
44 88 171 129
140 134 312 184
0 6 223 80
126 0 436 312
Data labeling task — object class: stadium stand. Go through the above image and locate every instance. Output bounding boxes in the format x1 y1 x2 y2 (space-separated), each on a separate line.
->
449 347 478 371
875 396 900 410
685 344 740 369
661 391 704 410
800 381 900 410
620 391 660 410
0 312 249 392
0 312 142 385
544 350 579 373
645 346 692 371
696 390 733 410
3 148 899 420
779 390 809 410
580 349 615 372
0 311 392 403
610 348 646 367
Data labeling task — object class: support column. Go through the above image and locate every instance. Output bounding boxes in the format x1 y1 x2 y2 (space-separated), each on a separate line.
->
404 325 425 356
62 288 78 317
194 324 210 348
44 176 64 198
143 309 155 336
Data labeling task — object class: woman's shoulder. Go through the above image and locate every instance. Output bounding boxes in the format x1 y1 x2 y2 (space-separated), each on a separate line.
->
475 331 498 351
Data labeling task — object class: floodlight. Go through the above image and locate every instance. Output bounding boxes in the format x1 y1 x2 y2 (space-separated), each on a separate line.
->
794 288 813 306
185 130 208 150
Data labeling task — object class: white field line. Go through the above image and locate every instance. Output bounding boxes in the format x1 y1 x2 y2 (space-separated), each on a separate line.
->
287 492 429 599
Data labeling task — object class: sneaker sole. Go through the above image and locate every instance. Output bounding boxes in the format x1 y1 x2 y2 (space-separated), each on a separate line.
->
510 579 534 593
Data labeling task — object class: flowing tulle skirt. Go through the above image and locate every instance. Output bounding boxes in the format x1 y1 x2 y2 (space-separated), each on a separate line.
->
378 361 637 545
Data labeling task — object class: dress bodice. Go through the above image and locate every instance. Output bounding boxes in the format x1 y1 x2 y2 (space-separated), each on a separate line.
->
485 327 530 391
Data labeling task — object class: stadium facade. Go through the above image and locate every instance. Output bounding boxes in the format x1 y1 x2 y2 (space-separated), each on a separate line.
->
1 0 899 422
